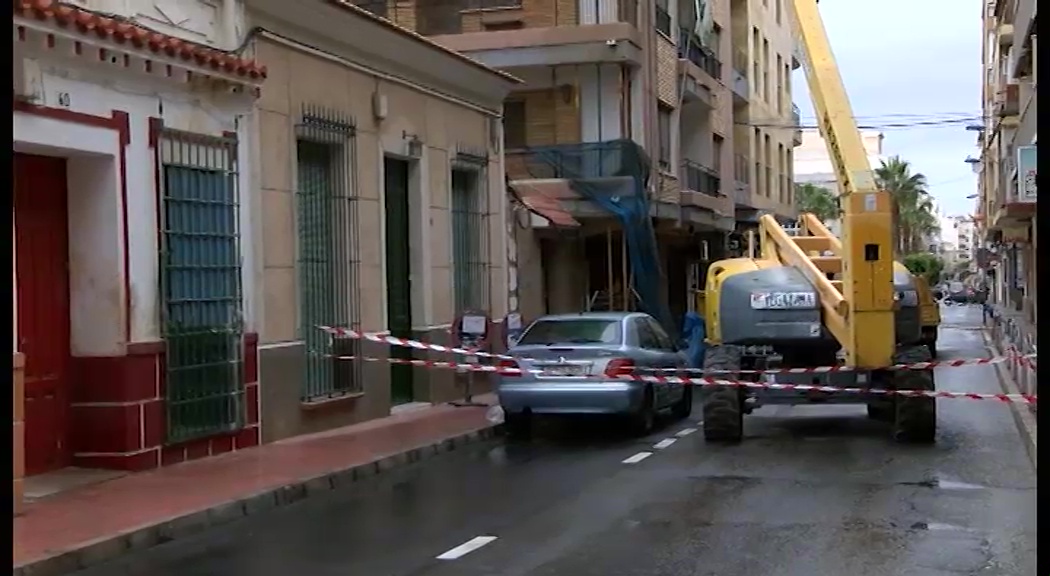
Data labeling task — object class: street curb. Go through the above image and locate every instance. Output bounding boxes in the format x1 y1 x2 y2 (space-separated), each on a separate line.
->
15 423 504 576
984 334 1037 472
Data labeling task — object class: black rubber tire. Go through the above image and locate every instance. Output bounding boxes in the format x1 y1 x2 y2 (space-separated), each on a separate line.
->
891 345 937 444
503 412 531 439
701 345 744 442
866 403 893 422
629 386 656 436
671 384 693 419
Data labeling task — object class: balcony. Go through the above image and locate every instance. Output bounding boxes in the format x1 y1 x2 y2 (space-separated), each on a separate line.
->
791 103 802 146
678 28 722 81
681 160 721 196
987 144 1037 232
679 70 715 108
730 47 749 104
428 0 643 69
732 153 751 204
994 83 1020 118
1013 0 1036 49
791 43 802 70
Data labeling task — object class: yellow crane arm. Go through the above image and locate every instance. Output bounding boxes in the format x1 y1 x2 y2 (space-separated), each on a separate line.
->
789 0 897 368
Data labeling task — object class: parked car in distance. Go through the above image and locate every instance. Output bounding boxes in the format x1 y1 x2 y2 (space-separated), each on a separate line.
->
495 311 690 437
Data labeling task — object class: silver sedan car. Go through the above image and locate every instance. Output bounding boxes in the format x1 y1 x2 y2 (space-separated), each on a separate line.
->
495 311 691 436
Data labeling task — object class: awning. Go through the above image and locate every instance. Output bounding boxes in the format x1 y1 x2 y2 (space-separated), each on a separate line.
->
509 179 580 228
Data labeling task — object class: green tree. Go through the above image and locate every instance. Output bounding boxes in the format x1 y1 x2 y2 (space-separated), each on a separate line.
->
902 252 945 286
795 183 840 223
874 156 940 255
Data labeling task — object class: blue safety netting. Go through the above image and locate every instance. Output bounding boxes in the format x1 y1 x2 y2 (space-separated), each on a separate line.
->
521 139 674 332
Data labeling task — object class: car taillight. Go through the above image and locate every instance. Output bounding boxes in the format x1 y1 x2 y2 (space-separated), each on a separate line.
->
497 359 521 376
604 358 635 378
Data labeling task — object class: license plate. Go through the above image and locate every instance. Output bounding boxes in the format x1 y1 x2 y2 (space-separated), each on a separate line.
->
542 365 586 377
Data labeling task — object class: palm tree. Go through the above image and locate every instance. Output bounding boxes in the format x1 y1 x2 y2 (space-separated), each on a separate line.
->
795 183 840 223
874 156 940 254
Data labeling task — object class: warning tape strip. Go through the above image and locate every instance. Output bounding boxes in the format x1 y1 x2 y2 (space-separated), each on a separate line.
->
318 325 516 361
621 375 1038 405
636 354 1037 375
1008 347 1038 370
316 353 1036 404
316 325 1037 375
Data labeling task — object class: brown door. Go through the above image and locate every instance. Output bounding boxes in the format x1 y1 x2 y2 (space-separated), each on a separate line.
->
15 153 72 475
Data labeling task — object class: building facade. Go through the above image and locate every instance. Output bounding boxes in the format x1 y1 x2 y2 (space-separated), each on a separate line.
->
357 0 800 331
976 0 1036 321
728 0 801 233
13 0 266 507
793 128 885 236
246 0 520 441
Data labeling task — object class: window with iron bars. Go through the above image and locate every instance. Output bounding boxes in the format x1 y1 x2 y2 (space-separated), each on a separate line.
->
158 129 244 444
295 106 363 402
450 155 491 314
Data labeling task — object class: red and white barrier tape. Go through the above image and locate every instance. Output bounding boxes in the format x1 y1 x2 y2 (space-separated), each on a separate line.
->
316 354 1035 404
316 354 508 373
625 375 1037 405
317 325 515 361
316 325 1037 377
1009 347 1038 370
637 354 1036 375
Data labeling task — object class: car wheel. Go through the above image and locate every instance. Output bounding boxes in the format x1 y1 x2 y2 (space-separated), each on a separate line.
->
671 385 693 419
629 386 656 436
503 412 532 439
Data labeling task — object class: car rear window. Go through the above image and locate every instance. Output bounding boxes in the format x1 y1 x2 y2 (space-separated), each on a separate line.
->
516 319 622 346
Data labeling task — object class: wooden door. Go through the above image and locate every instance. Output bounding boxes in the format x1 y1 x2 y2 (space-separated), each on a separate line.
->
383 157 414 405
15 153 72 475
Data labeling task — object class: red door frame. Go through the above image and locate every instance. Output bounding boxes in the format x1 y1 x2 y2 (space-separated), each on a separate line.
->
15 152 73 476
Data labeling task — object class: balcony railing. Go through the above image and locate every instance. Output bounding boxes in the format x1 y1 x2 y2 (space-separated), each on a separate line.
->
678 28 722 80
578 0 638 25
508 140 648 185
681 160 721 196
414 0 525 35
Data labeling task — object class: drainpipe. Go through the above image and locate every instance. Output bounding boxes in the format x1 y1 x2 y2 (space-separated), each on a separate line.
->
224 0 239 50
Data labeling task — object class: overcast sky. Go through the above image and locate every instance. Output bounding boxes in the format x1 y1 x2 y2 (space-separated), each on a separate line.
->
791 0 983 217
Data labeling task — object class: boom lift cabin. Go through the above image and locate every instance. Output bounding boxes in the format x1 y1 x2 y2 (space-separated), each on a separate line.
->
697 0 937 444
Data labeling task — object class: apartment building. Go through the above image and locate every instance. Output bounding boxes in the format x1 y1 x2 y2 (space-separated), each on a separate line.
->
793 128 885 236
728 0 801 238
976 0 1036 322
364 0 743 330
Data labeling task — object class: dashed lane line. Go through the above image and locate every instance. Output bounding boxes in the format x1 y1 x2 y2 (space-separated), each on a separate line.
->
653 438 677 450
622 451 653 464
675 427 697 437
436 536 498 560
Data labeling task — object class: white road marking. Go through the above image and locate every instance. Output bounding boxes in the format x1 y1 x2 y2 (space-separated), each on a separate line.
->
436 536 498 560
675 427 697 437
622 451 653 464
653 438 677 450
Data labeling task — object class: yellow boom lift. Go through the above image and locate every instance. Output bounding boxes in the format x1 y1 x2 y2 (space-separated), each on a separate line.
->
699 0 936 443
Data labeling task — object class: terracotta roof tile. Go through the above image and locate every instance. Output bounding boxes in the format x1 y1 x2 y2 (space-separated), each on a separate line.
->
510 180 580 227
14 0 267 80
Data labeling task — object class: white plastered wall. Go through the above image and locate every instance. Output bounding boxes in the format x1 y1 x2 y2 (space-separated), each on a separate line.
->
15 56 257 350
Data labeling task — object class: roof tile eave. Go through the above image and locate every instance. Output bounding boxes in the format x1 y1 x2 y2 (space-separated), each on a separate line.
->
14 0 268 81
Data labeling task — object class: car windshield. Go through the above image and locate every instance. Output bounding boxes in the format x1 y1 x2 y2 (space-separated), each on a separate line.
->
515 318 622 346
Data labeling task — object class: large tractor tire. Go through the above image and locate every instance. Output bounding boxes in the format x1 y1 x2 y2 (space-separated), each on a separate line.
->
702 345 744 443
891 345 937 444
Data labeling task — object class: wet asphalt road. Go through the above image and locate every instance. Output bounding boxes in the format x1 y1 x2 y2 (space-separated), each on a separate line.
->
74 304 1036 576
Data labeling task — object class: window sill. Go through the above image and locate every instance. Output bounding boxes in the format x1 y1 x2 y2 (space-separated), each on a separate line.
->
300 392 364 412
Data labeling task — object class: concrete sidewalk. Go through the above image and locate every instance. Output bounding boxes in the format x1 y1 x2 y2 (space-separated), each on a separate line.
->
14 396 502 576
984 331 1038 471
